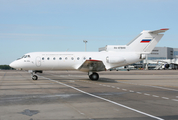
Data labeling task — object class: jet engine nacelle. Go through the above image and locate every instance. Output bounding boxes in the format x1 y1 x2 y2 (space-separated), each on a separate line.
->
106 56 125 64
164 64 170 69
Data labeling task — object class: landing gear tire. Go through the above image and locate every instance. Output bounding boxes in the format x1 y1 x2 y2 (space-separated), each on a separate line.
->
89 72 99 81
32 75 38 80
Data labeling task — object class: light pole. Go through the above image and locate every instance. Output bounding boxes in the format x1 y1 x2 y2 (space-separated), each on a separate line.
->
83 40 87 51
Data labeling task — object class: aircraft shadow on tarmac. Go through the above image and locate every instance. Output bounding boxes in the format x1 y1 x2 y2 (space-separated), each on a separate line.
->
95 77 142 83
96 78 118 83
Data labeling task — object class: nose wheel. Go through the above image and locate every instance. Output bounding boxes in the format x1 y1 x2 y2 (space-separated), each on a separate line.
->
30 71 38 80
88 72 99 81
32 75 38 80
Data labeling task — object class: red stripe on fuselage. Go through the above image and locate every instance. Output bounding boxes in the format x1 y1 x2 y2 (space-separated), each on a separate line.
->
140 41 150 43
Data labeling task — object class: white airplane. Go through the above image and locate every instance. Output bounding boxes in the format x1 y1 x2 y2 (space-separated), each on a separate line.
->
9 28 169 80
146 58 178 70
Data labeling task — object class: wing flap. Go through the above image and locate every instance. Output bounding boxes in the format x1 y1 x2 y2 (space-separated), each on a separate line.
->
78 59 106 72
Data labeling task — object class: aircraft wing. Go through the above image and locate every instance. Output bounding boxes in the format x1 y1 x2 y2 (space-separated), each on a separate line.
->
78 59 106 72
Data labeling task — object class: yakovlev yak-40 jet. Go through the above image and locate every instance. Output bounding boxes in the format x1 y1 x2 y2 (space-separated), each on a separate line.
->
10 28 169 80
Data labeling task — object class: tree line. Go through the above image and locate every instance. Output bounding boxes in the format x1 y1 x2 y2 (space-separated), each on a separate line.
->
0 65 12 70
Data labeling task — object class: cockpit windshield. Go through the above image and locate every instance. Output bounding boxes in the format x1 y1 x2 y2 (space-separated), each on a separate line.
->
22 55 31 58
17 55 31 60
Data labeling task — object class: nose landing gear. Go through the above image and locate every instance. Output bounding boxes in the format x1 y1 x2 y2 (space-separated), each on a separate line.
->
32 75 38 80
29 70 38 80
29 70 42 80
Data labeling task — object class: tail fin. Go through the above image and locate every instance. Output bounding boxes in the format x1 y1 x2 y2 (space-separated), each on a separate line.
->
127 28 169 54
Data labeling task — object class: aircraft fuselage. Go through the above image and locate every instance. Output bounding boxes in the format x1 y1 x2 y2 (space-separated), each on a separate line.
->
11 52 140 71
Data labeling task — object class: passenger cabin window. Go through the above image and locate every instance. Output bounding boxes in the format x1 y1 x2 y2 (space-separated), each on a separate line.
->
71 57 74 60
59 57 62 60
53 57 55 60
65 57 67 60
77 57 80 60
47 57 50 60
42 57 44 60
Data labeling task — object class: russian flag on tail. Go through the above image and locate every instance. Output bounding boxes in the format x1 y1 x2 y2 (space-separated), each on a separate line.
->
140 39 151 43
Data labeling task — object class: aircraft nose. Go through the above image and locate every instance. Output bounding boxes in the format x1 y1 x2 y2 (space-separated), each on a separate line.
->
9 61 17 69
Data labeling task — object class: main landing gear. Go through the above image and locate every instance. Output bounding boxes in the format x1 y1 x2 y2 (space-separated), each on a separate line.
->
88 72 99 81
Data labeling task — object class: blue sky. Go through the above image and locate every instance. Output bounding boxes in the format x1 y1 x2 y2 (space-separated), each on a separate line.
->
0 0 178 64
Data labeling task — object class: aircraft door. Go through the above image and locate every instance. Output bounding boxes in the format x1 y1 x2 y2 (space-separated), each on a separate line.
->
36 57 41 67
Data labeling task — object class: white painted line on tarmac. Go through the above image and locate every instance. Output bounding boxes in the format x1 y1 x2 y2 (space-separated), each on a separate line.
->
144 93 150 96
172 99 178 102
90 83 177 102
40 75 164 120
162 97 169 100
129 90 134 93
122 89 127 91
119 81 178 92
152 95 159 98
148 85 178 92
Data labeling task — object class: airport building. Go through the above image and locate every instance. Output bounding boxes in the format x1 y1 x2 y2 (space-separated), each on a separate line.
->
144 47 178 69
147 47 175 60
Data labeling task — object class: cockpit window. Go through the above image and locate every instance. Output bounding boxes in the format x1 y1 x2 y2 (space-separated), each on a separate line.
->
24 55 31 58
17 55 30 60
21 55 25 58
20 55 31 59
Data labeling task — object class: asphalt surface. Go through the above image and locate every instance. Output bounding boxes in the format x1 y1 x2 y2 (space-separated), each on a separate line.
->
0 70 178 120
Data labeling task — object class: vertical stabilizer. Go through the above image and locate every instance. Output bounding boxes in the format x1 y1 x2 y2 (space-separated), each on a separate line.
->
127 28 169 54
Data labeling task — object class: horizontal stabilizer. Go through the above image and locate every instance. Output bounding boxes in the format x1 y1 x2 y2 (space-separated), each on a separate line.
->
149 28 169 34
